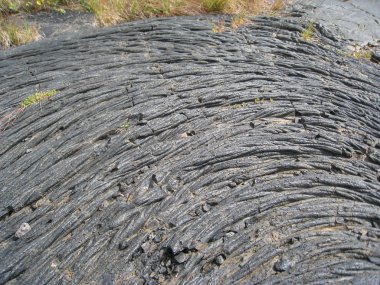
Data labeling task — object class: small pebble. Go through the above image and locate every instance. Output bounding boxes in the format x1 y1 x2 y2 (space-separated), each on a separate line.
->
288 237 299 245
15 222 31 238
149 272 156 278
274 258 293 272
141 242 150 253
342 148 352 158
172 265 180 273
225 232 235 238
154 235 161 243
118 241 128 250
126 177 134 185
174 252 189 264
202 203 210 212
118 182 128 192
228 182 237 188
137 119 148 125
215 255 225 265
112 192 124 198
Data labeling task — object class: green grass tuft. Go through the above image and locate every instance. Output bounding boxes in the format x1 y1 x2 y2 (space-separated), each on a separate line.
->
120 120 129 129
20 89 57 108
254 97 273 104
351 50 372 60
0 18 40 48
301 21 314 41
231 102 248 109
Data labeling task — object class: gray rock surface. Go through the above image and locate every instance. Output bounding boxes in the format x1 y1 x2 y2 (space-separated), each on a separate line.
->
0 13 380 285
26 10 97 38
289 0 380 44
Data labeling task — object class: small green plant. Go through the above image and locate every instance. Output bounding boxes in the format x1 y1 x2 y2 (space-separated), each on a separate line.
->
254 97 273 104
120 120 129 129
20 89 57 108
0 0 19 13
0 18 40 48
301 21 314 41
231 102 248 109
351 50 372 60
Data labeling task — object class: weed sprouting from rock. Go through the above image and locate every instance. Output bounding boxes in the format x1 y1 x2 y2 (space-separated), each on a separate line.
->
20 89 58 108
301 21 314 41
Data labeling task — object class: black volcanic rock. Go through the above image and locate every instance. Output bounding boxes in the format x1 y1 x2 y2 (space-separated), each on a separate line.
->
0 14 379 284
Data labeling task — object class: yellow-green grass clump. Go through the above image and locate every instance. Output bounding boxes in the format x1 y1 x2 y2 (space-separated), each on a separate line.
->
202 0 228 12
231 102 248 109
301 20 314 41
0 18 40 48
351 50 372 60
20 89 58 108
0 0 78 14
120 120 129 129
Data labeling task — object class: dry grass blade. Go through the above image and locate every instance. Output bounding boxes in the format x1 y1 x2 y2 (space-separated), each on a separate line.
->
0 0 288 47
0 17 40 48
202 0 228 12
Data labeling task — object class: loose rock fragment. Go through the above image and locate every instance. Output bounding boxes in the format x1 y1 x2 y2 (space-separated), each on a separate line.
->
141 242 151 253
15 223 31 238
118 241 128 250
274 258 294 272
215 255 225 265
202 203 210 212
175 253 189 264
